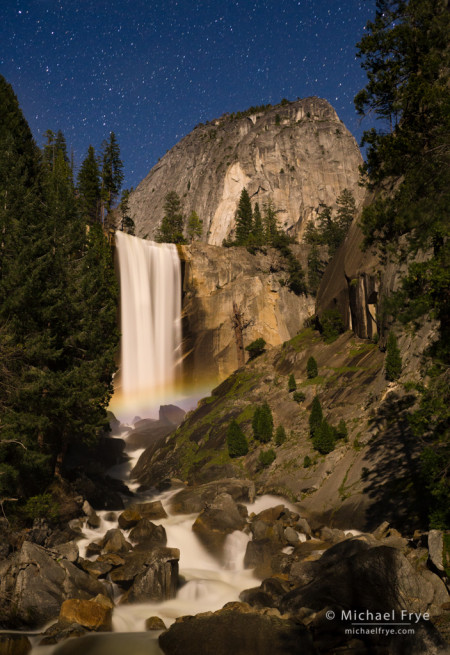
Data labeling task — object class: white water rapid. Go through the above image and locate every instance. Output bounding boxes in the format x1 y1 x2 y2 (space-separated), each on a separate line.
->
114 232 182 411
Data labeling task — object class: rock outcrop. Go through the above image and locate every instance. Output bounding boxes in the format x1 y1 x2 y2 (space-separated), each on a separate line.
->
128 97 365 244
179 243 315 383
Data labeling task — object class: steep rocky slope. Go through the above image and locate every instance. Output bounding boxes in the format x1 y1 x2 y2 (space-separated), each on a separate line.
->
129 97 365 244
132 326 431 532
179 243 314 385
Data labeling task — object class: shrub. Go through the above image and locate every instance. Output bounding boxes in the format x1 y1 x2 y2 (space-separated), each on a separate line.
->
306 356 318 379
385 331 402 381
336 419 348 441
309 396 323 437
245 338 266 360
293 391 306 403
320 308 345 343
226 420 249 457
303 455 312 468
288 373 297 392
259 449 276 467
275 425 286 446
252 403 274 443
312 420 336 455
23 493 59 522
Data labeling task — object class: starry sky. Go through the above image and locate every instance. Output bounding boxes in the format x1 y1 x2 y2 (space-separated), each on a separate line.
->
1 0 376 190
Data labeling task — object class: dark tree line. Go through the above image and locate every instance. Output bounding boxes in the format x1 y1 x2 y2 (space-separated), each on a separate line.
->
355 0 450 527
0 76 119 508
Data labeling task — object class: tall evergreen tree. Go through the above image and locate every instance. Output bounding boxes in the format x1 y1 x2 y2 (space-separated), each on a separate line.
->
0 76 119 500
263 200 279 245
235 188 253 245
119 188 135 235
156 191 185 243
100 132 124 223
309 396 323 438
335 188 356 235
187 210 203 242
250 202 264 246
77 145 101 224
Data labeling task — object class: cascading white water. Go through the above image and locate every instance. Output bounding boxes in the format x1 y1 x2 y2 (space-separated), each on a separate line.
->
114 232 182 406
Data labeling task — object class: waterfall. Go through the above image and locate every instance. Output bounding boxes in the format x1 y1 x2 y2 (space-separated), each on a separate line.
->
114 232 182 408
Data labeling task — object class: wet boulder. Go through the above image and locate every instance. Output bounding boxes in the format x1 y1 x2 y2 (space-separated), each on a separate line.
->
129 519 167 548
100 529 132 554
170 478 255 514
192 493 246 559
59 595 113 632
0 541 108 627
116 547 180 603
159 603 315 655
117 508 142 530
126 500 167 521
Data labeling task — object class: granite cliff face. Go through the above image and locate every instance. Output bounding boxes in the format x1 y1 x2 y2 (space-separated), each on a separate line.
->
129 97 365 244
179 243 314 386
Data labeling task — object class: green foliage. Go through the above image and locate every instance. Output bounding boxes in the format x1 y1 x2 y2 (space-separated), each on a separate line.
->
263 200 280 245
309 396 323 437
187 210 203 242
245 338 266 360
355 1 450 527
306 356 318 379
293 391 306 403
156 191 186 243
77 145 101 224
288 373 297 392
312 420 336 455
336 419 348 441
252 402 274 443
307 244 324 295
385 331 402 381
235 188 253 246
226 420 249 457
119 188 135 235
259 449 276 467
275 425 286 446
320 308 345 343
250 202 264 246
303 455 312 468
100 131 123 222
0 76 119 499
23 493 59 522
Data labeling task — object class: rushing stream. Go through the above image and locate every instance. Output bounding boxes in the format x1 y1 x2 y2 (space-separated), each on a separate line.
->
29 427 299 654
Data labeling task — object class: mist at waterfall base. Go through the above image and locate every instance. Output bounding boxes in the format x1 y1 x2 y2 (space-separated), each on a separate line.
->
111 232 206 423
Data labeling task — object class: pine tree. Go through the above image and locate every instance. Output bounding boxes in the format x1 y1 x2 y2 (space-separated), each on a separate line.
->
77 145 101 224
156 191 185 243
235 188 253 245
307 244 324 294
250 202 264 246
227 420 248 457
313 420 336 455
263 199 279 245
253 402 273 443
288 373 297 393
54 130 69 164
187 210 203 242
385 331 402 381
275 425 286 446
309 396 323 437
335 189 356 235
119 188 135 234
100 132 124 223
42 129 55 169
307 356 318 379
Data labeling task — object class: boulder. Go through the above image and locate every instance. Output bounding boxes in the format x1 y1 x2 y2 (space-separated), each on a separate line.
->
126 501 167 521
428 530 445 573
117 547 180 603
100 529 132 554
117 508 142 530
192 493 246 558
243 538 281 578
59 597 113 632
51 541 79 563
240 578 290 610
129 519 167 548
0 541 108 627
296 517 312 537
145 616 167 631
159 604 315 655
78 558 113 579
170 479 255 514
281 542 449 617
159 404 186 426
284 527 299 545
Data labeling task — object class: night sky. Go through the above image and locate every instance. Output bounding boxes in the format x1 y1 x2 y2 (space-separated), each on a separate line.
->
1 0 375 190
